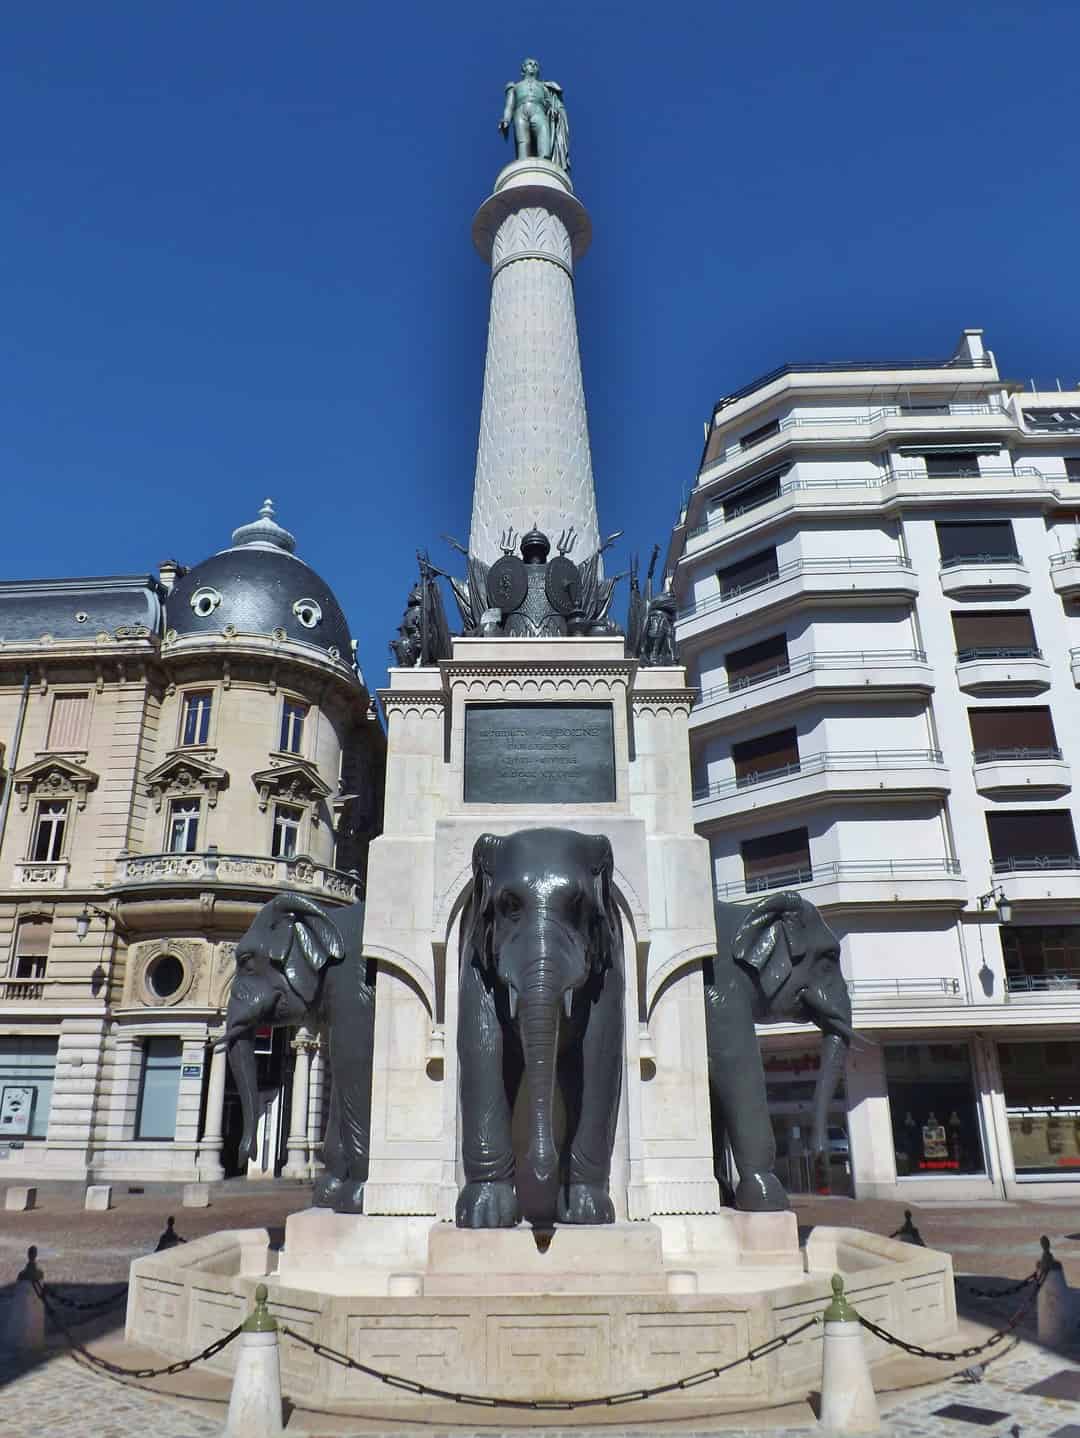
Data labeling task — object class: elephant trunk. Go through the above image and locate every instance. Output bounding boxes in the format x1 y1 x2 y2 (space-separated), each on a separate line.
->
226 1028 260 1167
516 985 562 1225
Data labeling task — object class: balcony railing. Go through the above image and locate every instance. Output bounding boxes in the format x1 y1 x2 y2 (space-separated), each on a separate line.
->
715 857 962 900
848 977 962 1000
940 552 1022 570
956 646 1042 663
992 854 1080 874
973 747 1063 764
119 850 362 899
0 978 45 1001
1050 550 1080 567
693 749 944 802
679 556 915 621
1006 972 1080 994
695 649 928 707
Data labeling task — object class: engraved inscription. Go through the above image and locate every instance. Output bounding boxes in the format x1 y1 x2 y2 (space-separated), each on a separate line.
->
465 703 615 804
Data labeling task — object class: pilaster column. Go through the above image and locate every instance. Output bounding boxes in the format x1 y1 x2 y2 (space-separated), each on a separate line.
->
306 1037 325 1176
283 1028 314 1179
198 1033 228 1182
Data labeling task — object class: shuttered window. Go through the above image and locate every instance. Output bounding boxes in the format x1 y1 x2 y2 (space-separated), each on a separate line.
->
46 693 88 751
726 633 790 689
936 520 1018 565
733 728 800 785
717 547 779 598
952 610 1037 657
740 419 780 450
13 919 50 980
723 472 782 519
925 451 981 477
987 811 1078 866
970 707 1057 757
741 827 812 891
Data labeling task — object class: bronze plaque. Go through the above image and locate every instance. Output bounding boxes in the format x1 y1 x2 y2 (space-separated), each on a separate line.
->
464 703 616 804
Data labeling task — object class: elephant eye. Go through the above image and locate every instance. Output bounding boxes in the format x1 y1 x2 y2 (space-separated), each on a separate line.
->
500 893 523 919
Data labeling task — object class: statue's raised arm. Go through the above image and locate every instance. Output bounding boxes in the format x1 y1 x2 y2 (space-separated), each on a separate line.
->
500 57 571 173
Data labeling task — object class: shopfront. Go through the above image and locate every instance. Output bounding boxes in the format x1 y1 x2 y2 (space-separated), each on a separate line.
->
883 1041 986 1177
998 1040 1080 1179
763 1047 853 1196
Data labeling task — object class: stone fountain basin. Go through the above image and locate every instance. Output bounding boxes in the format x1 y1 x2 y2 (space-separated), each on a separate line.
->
126 1210 956 1420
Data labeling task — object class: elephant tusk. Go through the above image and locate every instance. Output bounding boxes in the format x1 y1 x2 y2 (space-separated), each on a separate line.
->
507 986 519 1020
563 989 574 1019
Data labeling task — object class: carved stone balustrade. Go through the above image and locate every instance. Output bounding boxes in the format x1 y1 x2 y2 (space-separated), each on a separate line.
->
117 851 360 900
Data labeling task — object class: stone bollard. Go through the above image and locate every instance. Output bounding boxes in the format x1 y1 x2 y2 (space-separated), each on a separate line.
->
892 1209 925 1246
4 1185 37 1212
84 1185 112 1212
1037 1236 1072 1348
819 1274 881 1434
3 1246 45 1356
221 1283 283 1438
182 1182 210 1208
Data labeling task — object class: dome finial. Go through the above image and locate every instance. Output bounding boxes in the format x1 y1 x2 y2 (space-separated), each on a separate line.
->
231 497 297 554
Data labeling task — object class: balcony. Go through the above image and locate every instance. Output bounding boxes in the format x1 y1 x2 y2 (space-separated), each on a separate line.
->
956 647 1050 695
692 749 949 826
13 861 69 888
989 854 1080 904
1050 550 1080 599
0 977 45 1002
1006 971 1080 998
118 851 361 900
677 556 919 646
972 748 1071 796
939 553 1030 598
848 976 963 1003
714 858 966 909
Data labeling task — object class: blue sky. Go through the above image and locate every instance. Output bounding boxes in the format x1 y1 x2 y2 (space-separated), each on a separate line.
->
3 2 1080 685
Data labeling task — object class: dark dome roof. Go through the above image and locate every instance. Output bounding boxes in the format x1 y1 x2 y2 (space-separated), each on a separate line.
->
166 500 352 659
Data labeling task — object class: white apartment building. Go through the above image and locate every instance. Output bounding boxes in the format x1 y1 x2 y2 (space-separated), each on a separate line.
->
668 329 1080 1202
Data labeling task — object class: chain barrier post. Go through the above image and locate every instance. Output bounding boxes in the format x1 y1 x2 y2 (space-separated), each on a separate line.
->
222 1283 283 1438
4 1246 45 1355
1036 1236 1072 1348
819 1274 881 1434
891 1210 925 1247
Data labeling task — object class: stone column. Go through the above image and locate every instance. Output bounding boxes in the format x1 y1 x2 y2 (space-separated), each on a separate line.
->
468 159 599 566
283 1029 313 1179
198 1035 228 1182
306 1038 324 1177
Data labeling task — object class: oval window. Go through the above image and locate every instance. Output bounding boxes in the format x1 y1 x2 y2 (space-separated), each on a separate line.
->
293 598 322 629
147 953 185 999
190 587 222 618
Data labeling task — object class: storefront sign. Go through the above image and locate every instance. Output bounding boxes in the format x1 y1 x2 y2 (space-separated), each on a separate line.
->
0 1085 35 1136
181 1064 202 1079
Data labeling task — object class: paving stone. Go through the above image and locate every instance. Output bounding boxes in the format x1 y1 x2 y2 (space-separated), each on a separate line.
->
1025 1369 1080 1400
934 1402 1014 1425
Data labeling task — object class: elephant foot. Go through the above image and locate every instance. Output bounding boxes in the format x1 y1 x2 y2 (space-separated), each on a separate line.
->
455 1181 520 1228
333 1181 365 1215
312 1174 344 1209
557 1182 614 1225
735 1171 790 1213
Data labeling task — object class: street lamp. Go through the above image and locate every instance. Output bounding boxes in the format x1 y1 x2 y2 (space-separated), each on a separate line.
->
978 887 1012 924
75 902 120 942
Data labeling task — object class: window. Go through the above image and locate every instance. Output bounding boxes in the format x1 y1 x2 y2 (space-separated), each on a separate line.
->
740 827 811 892
952 610 1037 660
723 472 782 520
271 803 303 859
32 802 68 862
46 693 88 751
1066 458 1080 482
717 547 778 599
1000 1040 1080 1173
135 1038 182 1140
725 633 790 690
1002 925 1080 993
987 811 1079 869
180 690 212 746
740 418 780 450
899 402 950 416
732 728 800 787
280 699 308 755
12 919 50 981
0 1037 57 1139
936 520 1018 566
885 1043 986 1176
167 799 200 854
924 451 981 477
969 707 1058 760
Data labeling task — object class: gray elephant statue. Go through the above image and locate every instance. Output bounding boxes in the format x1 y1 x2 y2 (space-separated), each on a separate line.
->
456 827 624 1229
225 890 376 1213
704 890 855 1211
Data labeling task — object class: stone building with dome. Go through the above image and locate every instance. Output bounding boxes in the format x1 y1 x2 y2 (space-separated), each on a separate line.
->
0 501 384 1185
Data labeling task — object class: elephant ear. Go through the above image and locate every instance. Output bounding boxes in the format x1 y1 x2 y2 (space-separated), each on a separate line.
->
463 833 503 971
730 890 810 999
264 891 345 1007
586 834 620 972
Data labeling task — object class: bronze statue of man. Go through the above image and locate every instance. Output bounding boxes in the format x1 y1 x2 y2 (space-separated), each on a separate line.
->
499 57 570 172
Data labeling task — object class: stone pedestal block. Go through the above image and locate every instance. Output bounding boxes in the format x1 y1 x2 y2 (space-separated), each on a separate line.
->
425 1221 667 1296
182 1182 210 1208
84 1184 112 1211
4 1185 36 1211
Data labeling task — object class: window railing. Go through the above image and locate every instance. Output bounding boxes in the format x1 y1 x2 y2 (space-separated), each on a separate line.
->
710 356 995 414
1050 550 1080 567
848 976 961 1000
693 749 945 802
695 649 928 707
992 854 1080 873
680 556 915 621
956 645 1042 663
940 552 1022 569
715 857 962 899
1006 971 1080 994
0 978 46 1001
973 747 1063 764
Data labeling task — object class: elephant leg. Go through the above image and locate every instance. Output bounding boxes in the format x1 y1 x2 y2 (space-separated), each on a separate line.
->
313 1080 346 1208
560 967 622 1224
703 960 788 1212
456 955 519 1228
318 960 378 1215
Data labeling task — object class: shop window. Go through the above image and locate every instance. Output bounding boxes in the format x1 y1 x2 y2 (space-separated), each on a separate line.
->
732 728 800 787
884 1042 986 1175
280 699 308 755
952 609 1037 661
181 690 213 746
970 707 1058 760
717 546 778 599
31 801 68 862
1002 925 1080 993
271 803 303 859
987 811 1078 870
12 918 50 982
46 693 88 751
725 633 789 690
740 827 811 892
135 1038 182 1140
936 519 1018 567
999 1040 1080 1174
167 798 200 854
0 1036 57 1139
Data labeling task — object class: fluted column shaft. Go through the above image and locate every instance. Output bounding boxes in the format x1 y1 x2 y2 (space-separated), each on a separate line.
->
283 1029 313 1179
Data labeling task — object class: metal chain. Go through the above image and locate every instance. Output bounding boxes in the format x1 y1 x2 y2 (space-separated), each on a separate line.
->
31 1279 241 1380
858 1267 1045 1363
280 1316 820 1411
41 1282 130 1316
957 1270 1037 1301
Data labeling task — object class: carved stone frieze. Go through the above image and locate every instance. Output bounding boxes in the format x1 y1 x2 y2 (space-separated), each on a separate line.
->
13 757 99 811
251 758 332 814
144 752 229 812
